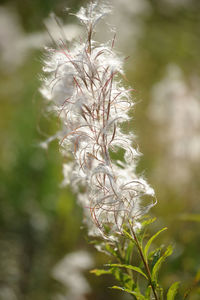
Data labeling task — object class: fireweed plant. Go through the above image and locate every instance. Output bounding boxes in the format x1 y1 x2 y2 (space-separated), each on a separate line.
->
40 1 180 299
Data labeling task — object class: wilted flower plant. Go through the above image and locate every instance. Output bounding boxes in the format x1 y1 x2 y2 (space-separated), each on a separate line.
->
41 1 180 299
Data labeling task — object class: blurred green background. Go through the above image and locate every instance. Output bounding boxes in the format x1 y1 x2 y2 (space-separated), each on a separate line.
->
0 0 200 299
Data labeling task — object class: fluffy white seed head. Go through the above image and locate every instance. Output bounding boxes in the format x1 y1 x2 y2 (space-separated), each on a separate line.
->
41 0 155 237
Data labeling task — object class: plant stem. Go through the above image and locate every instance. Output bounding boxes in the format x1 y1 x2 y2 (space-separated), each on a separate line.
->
129 225 159 300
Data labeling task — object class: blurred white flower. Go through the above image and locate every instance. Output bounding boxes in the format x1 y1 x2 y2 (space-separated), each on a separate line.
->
0 6 80 72
0 6 25 71
149 64 200 186
0 238 21 300
0 286 17 300
52 251 93 300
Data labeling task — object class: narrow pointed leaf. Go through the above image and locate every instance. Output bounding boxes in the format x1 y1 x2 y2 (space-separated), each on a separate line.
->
106 263 148 280
141 217 156 228
90 269 113 276
125 241 134 264
150 248 162 269
123 229 136 245
105 243 119 258
144 227 167 260
111 286 146 299
145 285 152 298
152 245 173 282
167 281 180 300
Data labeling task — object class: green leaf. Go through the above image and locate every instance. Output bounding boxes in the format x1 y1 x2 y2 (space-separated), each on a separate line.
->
120 273 135 290
111 286 146 299
106 264 148 280
138 218 157 244
125 241 134 264
151 248 162 269
141 217 156 228
90 269 113 276
144 227 167 260
184 270 200 299
159 286 164 299
180 214 200 222
167 282 180 300
109 266 133 285
152 245 173 282
123 229 136 245
145 285 152 298
195 270 200 282
112 267 121 281
105 243 119 258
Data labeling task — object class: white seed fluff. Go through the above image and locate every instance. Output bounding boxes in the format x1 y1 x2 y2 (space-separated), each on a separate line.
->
41 1 155 237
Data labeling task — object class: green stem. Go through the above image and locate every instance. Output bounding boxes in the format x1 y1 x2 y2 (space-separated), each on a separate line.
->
115 240 137 300
129 224 159 300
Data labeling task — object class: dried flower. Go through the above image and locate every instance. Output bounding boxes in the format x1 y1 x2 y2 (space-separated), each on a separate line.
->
41 1 155 237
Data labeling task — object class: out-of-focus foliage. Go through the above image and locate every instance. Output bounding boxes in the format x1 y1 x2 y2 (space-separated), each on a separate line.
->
0 0 200 299
0 0 86 31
